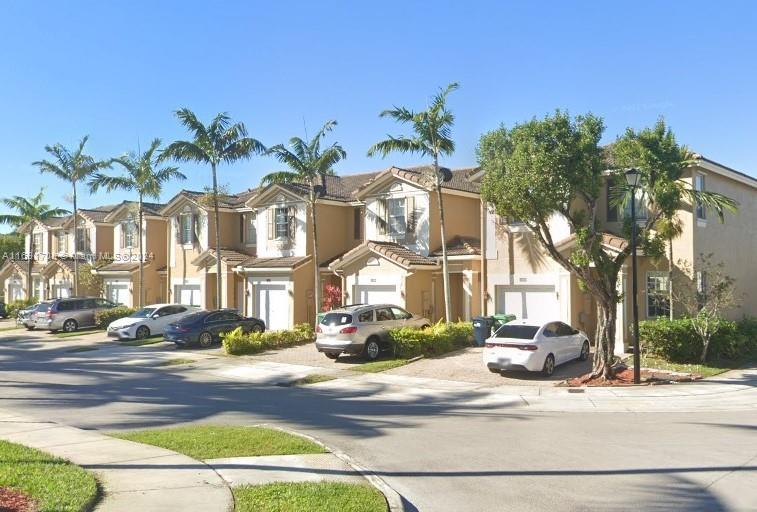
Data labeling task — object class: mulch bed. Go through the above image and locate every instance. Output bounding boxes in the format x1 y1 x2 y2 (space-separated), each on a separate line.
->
564 365 703 387
0 487 37 512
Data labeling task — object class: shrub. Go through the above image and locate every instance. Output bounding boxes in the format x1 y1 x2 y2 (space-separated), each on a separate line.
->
638 317 755 363
95 306 136 329
388 321 474 359
6 298 36 319
222 323 315 355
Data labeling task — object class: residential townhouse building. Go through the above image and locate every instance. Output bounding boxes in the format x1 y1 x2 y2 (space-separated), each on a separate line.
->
479 153 757 354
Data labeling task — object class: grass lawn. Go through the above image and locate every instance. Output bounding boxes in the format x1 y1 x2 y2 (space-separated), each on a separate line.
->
0 325 22 332
121 336 164 346
55 329 104 339
110 425 326 460
639 354 757 378
158 358 196 366
234 482 387 512
351 359 409 373
0 439 99 512
292 374 336 386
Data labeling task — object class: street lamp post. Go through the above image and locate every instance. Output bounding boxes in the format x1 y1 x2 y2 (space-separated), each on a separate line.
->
625 168 642 384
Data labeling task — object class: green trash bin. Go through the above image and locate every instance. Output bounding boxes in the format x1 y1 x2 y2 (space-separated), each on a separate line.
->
491 313 516 333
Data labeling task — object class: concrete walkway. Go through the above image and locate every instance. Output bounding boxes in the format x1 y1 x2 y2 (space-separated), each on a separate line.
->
0 409 233 512
206 453 366 486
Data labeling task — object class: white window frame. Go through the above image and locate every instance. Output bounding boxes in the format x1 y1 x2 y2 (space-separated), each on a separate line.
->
387 197 406 237
32 232 43 251
122 216 138 248
274 207 289 240
179 213 193 245
646 271 670 319
246 212 257 246
57 231 68 255
76 223 90 253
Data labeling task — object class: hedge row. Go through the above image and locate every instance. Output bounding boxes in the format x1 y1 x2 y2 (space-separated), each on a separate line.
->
95 306 136 329
639 317 757 363
388 321 474 359
222 323 315 355
6 298 36 319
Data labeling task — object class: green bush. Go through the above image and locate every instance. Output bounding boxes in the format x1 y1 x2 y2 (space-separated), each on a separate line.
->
388 321 474 359
6 298 36 319
222 323 315 355
638 317 756 363
95 306 136 329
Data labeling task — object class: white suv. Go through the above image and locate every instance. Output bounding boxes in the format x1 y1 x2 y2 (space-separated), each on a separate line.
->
315 304 430 360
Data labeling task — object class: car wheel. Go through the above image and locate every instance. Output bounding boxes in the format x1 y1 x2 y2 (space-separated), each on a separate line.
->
488 367 501 374
363 337 381 361
250 323 264 333
579 340 590 361
26 325 35 331
63 319 78 333
135 326 150 340
542 354 555 377
325 353 339 360
198 331 213 348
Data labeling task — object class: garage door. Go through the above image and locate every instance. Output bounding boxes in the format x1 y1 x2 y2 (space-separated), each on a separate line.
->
353 284 401 306
255 283 289 330
106 282 130 306
175 284 202 307
495 285 559 321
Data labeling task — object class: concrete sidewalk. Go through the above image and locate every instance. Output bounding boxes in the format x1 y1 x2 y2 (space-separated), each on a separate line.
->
0 409 233 512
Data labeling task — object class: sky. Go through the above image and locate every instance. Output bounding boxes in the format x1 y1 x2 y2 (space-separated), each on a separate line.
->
1 0 756 227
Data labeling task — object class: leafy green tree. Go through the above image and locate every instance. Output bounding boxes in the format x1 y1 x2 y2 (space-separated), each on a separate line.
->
0 233 25 260
90 139 186 307
0 189 69 298
32 136 111 295
479 112 736 378
367 83 459 322
262 120 346 320
161 110 265 306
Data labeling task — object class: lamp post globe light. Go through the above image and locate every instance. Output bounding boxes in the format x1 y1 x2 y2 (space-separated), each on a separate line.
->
624 167 642 384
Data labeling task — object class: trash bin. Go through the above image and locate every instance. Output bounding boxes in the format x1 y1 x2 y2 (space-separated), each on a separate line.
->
491 314 516 335
472 316 495 347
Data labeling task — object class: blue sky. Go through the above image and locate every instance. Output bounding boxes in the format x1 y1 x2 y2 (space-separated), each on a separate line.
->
1 0 756 223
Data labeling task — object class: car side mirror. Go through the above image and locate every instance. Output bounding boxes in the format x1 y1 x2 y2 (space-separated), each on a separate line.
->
572 329 579 335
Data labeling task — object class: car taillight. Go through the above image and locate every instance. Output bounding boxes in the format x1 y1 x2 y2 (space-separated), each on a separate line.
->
315 325 322 333
46 310 53 318
485 342 538 351
339 326 357 334
517 344 539 351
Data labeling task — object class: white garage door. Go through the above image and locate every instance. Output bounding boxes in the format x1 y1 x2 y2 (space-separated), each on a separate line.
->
495 285 559 321
175 284 202 307
255 283 289 330
106 282 130 306
354 284 401 306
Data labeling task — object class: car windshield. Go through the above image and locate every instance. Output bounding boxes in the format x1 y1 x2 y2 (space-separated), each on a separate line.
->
321 313 352 326
131 308 157 318
175 311 206 325
494 324 540 340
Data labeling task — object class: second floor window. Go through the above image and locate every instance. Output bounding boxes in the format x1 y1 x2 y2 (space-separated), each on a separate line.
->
387 198 406 237
246 213 257 245
275 207 289 239
695 174 706 220
76 226 90 253
32 232 43 251
122 219 137 248
57 231 67 254
179 213 194 245
353 207 362 240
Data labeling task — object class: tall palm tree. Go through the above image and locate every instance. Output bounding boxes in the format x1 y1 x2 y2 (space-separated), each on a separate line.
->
262 120 346 321
32 136 111 295
367 82 459 322
655 215 683 320
90 139 186 308
0 189 69 299
161 109 265 307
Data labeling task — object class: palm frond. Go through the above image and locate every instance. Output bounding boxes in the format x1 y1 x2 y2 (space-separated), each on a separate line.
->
260 171 300 186
367 136 426 158
379 106 416 123
160 140 210 164
222 137 266 163
175 108 210 143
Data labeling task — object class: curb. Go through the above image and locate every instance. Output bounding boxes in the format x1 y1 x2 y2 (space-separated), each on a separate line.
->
263 424 408 512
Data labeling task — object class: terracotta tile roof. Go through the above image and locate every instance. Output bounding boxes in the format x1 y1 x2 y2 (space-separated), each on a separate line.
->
1 258 46 274
78 204 120 223
238 255 311 269
229 188 260 207
354 166 480 197
332 241 437 269
192 248 254 267
96 262 140 272
271 172 380 202
430 236 481 257
42 217 69 228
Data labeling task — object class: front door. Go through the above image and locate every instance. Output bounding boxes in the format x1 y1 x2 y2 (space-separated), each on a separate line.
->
255 282 288 330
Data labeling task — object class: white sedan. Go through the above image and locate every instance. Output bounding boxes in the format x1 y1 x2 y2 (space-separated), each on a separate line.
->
107 304 200 340
483 319 590 376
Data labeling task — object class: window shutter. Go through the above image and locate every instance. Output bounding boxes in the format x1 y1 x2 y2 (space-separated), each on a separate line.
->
239 215 244 243
191 215 199 244
377 198 387 235
268 208 274 240
287 206 296 240
120 225 125 248
174 218 181 243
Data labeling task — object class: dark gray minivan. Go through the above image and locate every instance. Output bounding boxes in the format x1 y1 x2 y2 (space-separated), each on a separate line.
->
35 297 118 332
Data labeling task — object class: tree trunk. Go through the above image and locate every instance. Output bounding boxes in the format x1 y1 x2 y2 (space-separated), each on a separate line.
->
700 334 711 363
211 163 223 308
668 237 674 320
138 195 144 308
592 298 617 379
310 188 320 324
72 183 79 296
434 157 452 322
26 232 34 300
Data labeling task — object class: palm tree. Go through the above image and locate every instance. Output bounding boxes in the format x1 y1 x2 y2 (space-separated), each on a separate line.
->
655 215 683 320
161 109 265 307
262 120 346 321
90 139 186 308
0 189 69 299
367 82 459 322
32 136 111 295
